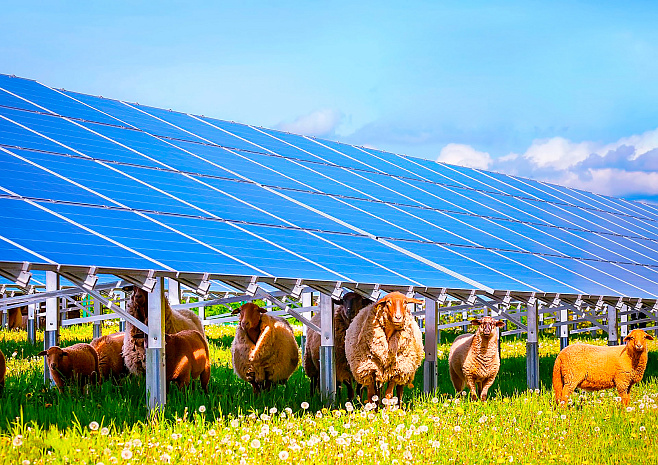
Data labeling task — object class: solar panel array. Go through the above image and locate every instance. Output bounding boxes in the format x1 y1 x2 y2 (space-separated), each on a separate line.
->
1 73 657 298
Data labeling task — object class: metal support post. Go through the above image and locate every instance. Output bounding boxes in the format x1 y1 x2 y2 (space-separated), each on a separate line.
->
27 303 36 343
559 308 569 350
319 292 336 403
146 278 167 410
462 310 468 332
92 296 102 340
118 290 126 332
607 304 618 346
526 301 539 390
300 292 312 360
1 298 6 328
167 278 180 306
44 271 60 385
620 304 628 339
197 296 205 324
423 298 438 393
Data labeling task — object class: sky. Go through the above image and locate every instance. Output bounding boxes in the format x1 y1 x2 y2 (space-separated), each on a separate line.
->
2 0 657 202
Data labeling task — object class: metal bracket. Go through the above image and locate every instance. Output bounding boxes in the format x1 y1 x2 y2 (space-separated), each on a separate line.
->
616 296 625 310
437 288 448 306
58 266 98 292
466 289 477 306
0 261 32 288
256 287 320 333
331 282 343 300
115 270 157 293
635 298 644 311
290 279 304 300
246 276 259 296
406 286 415 298
370 284 382 301
175 272 212 297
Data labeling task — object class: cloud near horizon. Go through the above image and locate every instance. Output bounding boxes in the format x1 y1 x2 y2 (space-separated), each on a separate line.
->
436 127 658 202
276 108 343 137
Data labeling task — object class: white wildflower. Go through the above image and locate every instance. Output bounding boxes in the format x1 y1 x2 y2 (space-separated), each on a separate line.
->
89 421 100 431
301 402 309 410
279 450 289 460
121 449 132 460
198 405 206 413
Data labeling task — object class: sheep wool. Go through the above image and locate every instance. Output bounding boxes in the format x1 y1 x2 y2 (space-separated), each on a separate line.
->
91 332 127 380
232 312 299 393
38 343 99 392
165 330 211 391
553 328 653 406
345 295 424 390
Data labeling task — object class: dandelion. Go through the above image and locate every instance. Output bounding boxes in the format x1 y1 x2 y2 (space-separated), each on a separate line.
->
357 449 364 457
614 396 622 403
560 415 567 420
89 421 100 431
301 402 309 410
478 415 488 424
12 435 23 447
159 454 171 463
627 407 635 413
230 419 239 427
345 402 354 412
418 425 428 433
198 405 206 413
269 407 278 415
431 397 439 404
251 439 261 449
432 440 440 448
279 450 289 460
403 450 413 461
132 439 142 448
594 427 600 432
461 391 467 397
241 434 250 442
121 449 132 460
208 429 216 437
22 461 31 465
240 459 247 465
640 426 646 432
101 427 110 436
171 433 182 440
454 425 461 433
509 456 514 462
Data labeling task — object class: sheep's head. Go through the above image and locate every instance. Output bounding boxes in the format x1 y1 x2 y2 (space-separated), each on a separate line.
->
37 347 68 374
125 286 149 324
624 329 654 353
375 292 422 331
471 317 504 338
335 292 373 322
232 303 266 341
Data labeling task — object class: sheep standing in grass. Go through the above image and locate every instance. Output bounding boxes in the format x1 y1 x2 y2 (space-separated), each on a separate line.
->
448 317 505 401
38 343 99 392
123 286 205 376
304 292 373 398
165 330 211 392
7 305 26 330
231 302 299 395
91 332 127 381
345 292 424 404
553 328 653 406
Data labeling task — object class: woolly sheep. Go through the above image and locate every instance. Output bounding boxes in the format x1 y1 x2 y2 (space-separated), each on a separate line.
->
164 329 211 392
553 328 653 406
231 302 299 395
448 316 505 401
123 286 205 376
304 292 373 398
38 343 99 392
91 332 128 380
345 292 424 404
7 305 26 330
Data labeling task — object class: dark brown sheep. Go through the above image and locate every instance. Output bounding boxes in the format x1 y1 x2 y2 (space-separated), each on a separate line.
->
90 332 128 380
165 330 211 392
38 343 99 392
8 305 27 330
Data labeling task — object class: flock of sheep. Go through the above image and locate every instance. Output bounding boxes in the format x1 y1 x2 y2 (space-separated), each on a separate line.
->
0 288 654 408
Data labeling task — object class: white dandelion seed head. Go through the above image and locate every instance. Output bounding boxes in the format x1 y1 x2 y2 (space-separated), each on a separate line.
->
12 435 23 447
198 405 206 413
269 407 277 414
279 450 289 460
121 449 132 460
89 421 100 431
301 402 310 410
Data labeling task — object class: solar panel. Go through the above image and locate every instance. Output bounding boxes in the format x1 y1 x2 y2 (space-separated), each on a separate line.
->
1 73 657 298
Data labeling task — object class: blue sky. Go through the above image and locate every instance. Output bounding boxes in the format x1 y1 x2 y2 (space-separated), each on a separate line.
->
2 1 657 201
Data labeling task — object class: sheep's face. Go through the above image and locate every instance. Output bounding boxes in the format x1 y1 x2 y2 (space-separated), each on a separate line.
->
471 317 504 337
233 303 266 334
339 292 374 322
37 347 67 374
127 286 149 324
376 292 422 331
624 329 654 352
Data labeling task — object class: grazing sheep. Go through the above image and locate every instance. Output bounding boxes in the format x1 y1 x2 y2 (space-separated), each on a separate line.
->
7 305 27 330
0 348 5 391
91 332 127 381
165 330 211 392
231 302 299 395
448 317 505 401
38 343 99 392
123 286 205 376
304 292 373 398
345 292 424 404
553 328 653 407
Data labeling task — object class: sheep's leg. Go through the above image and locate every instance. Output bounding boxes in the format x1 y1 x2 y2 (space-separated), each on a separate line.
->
465 376 479 401
384 381 397 409
344 381 354 400
200 365 210 393
480 377 496 401
615 380 631 406
365 377 378 405
449 365 465 394
396 384 404 406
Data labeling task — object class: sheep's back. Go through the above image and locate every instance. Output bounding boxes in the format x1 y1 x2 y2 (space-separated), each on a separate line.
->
303 313 321 378
251 315 299 383
167 308 204 336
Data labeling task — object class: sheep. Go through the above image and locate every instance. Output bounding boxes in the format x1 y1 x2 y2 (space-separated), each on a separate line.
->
90 332 128 381
231 302 299 395
448 316 505 401
553 328 653 407
345 292 424 405
304 292 373 398
7 305 27 330
122 286 205 376
0 347 5 392
38 343 99 392
164 329 211 392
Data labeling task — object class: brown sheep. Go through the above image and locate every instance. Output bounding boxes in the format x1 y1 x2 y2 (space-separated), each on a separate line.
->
90 332 128 380
38 343 99 393
231 303 299 395
345 292 424 405
553 328 653 407
165 330 211 392
8 305 27 330
448 316 505 401
304 292 373 398
0 347 5 391
123 286 205 376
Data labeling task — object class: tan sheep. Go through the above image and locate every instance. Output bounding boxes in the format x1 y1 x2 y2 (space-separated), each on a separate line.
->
231 302 299 395
448 316 505 401
345 292 424 404
8 305 26 330
164 330 211 392
91 332 127 381
304 292 372 398
38 343 99 392
123 286 205 376
553 328 653 406
0 347 5 391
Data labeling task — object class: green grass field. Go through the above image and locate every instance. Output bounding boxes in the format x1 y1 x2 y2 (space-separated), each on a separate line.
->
1 324 657 464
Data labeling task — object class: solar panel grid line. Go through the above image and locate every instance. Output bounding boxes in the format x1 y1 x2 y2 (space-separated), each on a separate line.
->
0 232 55 264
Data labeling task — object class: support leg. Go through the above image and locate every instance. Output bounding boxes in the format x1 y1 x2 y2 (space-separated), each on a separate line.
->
27 303 36 343
526 301 539 390
92 297 102 340
423 298 438 393
44 271 60 385
607 304 618 346
146 278 167 411
559 307 569 350
319 292 336 404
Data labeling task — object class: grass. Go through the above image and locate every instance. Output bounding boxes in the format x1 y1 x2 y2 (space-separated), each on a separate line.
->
1 324 657 464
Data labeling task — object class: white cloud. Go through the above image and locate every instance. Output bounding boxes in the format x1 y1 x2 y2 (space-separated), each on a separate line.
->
522 137 596 170
277 109 343 137
437 143 492 169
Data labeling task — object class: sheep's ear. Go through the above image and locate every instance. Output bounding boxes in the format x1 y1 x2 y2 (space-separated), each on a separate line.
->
62 352 69 357
470 319 481 326
258 306 267 313
122 285 134 293
332 298 343 306
37 350 47 356
495 320 505 327
646 334 654 341
231 307 241 315
623 335 632 343
405 297 423 305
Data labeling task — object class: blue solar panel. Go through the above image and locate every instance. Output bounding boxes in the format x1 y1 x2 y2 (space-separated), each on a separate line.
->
2 74 658 298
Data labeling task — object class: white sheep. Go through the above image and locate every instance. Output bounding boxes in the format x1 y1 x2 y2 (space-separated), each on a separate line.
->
231 302 299 395
448 316 505 401
345 292 424 404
